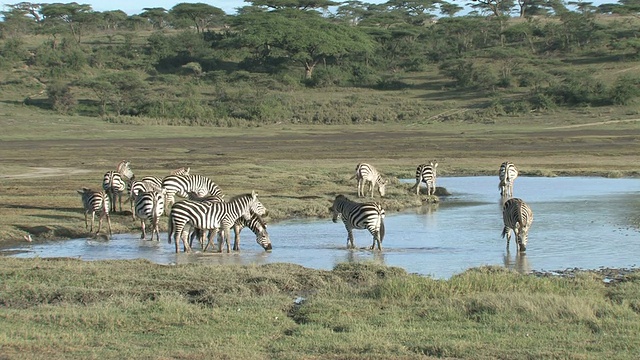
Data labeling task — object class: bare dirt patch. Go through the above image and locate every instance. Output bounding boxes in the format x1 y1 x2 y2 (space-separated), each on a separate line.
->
0 167 91 180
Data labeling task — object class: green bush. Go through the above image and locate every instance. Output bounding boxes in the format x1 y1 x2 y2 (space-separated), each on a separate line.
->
609 75 640 105
46 81 77 114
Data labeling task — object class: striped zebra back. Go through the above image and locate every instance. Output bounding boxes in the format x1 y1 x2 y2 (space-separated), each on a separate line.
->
134 189 166 220
170 167 190 176
78 188 109 214
355 163 388 197
499 161 518 197
331 194 385 250
103 171 127 192
162 174 224 206
501 198 533 252
415 160 438 195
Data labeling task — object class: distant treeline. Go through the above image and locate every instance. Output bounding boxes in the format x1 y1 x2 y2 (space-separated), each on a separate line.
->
1 1 639 124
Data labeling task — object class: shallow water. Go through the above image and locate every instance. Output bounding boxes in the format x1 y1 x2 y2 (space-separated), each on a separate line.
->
4 176 640 279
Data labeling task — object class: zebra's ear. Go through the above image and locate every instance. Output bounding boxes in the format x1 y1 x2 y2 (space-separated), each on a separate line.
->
251 190 258 198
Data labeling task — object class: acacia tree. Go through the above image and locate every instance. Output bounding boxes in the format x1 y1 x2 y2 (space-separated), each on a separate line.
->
169 3 226 33
40 2 95 44
232 10 374 79
140 7 171 29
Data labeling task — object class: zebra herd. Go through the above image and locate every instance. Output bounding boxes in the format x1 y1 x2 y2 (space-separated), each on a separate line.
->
78 159 533 255
332 161 533 252
77 160 272 253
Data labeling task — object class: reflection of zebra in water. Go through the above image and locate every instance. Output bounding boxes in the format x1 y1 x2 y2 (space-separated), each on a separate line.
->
502 198 533 252
499 161 518 198
414 160 438 195
168 192 266 253
103 160 134 213
77 188 112 236
134 188 166 241
162 174 224 210
352 163 388 198
330 194 385 250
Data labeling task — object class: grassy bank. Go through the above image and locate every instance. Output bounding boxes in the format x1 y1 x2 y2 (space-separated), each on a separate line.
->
1 258 639 359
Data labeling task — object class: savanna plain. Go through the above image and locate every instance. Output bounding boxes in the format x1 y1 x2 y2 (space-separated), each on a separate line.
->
2 102 640 359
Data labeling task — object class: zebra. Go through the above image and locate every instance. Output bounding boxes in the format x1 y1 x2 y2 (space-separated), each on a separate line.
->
127 176 163 220
189 213 272 252
499 161 518 198
77 188 112 236
134 188 166 241
501 197 533 252
162 174 224 210
414 160 438 196
330 194 385 250
352 163 388 198
167 191 266 253
103 160 134 213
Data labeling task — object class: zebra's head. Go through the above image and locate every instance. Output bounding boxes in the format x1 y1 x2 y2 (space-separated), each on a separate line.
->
378 179 389 197
117 160 134 179
330 195 346 222
517 227 529 252
248 191 267 218
257 230 272 251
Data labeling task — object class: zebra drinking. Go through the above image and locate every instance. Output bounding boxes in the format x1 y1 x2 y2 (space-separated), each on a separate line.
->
330 194 386 250
162 174 224 210
77 188 112 236
102 160 134 213
501 197 533 252
499 161 518 198
167 191 266 253
189 213 272 252
134 188 166 241
414 160 438 196
352 163 388 198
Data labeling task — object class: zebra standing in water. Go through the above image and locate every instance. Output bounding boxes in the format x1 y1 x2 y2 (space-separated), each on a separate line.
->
499 161 518 198
189 213 272 252
162 174 224 210
134 188 166 241
352 163 388 198
502 198 533 252
127 176 163 220
414 160 438 196
330 194 385 250
77 188 112 236
103 160 134 213
167 191 266 253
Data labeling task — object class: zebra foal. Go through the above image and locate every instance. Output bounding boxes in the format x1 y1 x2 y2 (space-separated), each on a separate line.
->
134 188 166 241
501 198 533 252
352 163 388 198
499 161 518 198
330 195 385 250
414 160 438 196
77 188 112 236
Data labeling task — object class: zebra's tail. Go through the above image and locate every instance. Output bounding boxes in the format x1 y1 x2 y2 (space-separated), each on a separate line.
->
379 218 385 243
501 226 508 239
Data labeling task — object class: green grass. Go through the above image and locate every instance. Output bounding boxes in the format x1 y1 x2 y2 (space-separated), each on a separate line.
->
1 259 639 359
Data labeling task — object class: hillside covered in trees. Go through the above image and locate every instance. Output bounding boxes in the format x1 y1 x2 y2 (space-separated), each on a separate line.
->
1 0 639 125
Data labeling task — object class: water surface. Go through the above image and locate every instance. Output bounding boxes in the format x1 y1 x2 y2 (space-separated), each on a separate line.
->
5 176 640 279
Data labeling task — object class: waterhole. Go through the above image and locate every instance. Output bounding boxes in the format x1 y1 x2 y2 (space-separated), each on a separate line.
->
4 176 640 278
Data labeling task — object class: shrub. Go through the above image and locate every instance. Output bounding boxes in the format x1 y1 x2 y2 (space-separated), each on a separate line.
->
46 81 77 114
609 75 640 105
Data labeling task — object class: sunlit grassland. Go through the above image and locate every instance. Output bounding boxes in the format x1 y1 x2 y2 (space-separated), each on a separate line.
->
1 258 639 359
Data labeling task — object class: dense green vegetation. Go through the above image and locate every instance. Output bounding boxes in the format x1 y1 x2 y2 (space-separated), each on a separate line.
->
1 1 639 126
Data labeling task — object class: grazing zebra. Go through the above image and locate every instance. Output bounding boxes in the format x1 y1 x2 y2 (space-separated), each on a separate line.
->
103 160 134 213
501 198 533 252
414 160 438 196
77 188 112 236
167 191 266 253
162 174 224 210
330 195 385 250
499 161 519 198
352 163 388 198
190 213 272 252
134 188 166 241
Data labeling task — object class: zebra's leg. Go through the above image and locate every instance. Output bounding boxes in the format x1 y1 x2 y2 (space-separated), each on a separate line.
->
84 211 89 231
223 228 232 253
233 224 241 251
140 218 146 239
89 211 95 233
357 179 362 197
502 226 512 249
96 215 102 235
346 228 355 249
370 231 382 250
105 213 112 236
204 229 219 252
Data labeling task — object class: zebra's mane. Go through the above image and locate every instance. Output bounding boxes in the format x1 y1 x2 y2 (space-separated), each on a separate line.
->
226 192 257 203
